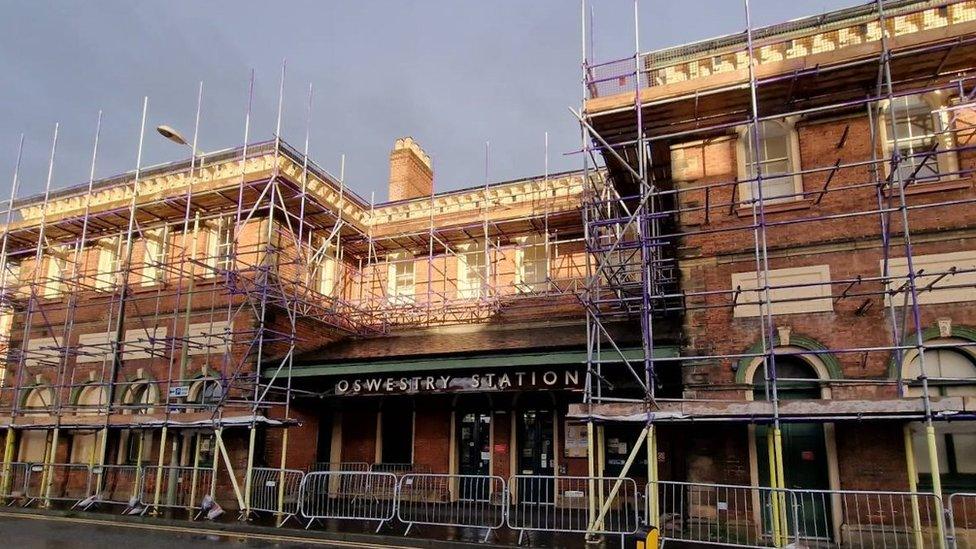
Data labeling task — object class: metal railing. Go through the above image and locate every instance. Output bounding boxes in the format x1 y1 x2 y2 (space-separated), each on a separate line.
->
140 465 214 514
24 463 91 506
248 467 304 526
650 480 796 548
82 464 143 510
396 473 506 542
0 462 29 502
299 470 398 532
309 461 370 473
792 488 946 548
507 475 641 544
950 492 976 548
370 463 431 477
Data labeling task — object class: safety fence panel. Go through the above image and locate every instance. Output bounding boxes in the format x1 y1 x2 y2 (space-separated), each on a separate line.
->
791 489 945 548
25 463 92 504
507 475 640 538
0 462 29 500
140 465 214 511
370 463 431 477
309 462 369 473
650 480 795 548
396 474 506 539
88 464 143 506
950 492 976 549
248 467 304 522
299 471 398 527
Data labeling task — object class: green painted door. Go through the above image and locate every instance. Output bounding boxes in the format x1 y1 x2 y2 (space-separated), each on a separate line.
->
757 423 832 542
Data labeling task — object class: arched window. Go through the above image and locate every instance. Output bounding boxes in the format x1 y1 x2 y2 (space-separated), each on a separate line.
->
75 384 107 415
739 120 800 203
751 354 822 400
188 377 224 406
121 379 158 414
18 386 53 463
902 346 976 397
71 384 107 464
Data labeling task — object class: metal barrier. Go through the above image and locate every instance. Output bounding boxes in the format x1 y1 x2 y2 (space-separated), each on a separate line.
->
950 492 976 549
792 488 946 548
83 464 143 509
396 473 506 542
0 462 29 502
370 463 431 477
140 465 214 514
24 463 91 506
507 475 640 544
248 467 304 526
299 471 398 532
650 480 796 548
310 462 370 473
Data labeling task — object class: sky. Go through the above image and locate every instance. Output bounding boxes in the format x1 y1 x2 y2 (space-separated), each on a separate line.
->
0 0 858 203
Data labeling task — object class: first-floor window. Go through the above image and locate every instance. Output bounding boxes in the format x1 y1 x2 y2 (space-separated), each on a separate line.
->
458 244 488 299
516 235 549 293
387 253 415 305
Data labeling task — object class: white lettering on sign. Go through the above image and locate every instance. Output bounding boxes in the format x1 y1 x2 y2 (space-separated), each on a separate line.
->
334 369 582 396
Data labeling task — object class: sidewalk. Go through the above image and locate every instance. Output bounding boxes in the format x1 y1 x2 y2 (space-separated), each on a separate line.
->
0 505 622 549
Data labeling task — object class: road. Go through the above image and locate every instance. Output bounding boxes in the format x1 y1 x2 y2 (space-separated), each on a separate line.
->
0 511 419 549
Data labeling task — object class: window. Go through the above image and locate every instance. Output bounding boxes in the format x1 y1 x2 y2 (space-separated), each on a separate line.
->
387 253 415 305
122 380 158 414
206 218 235 274
94 237 121 292
883 94 953 184
189 377 224 407
316 237 338 296
515 235 549 293
458 244 488 299
738 120 801 203
18 386 52 462
902 346 976 398
911 423 976 491
44 248 68 298
142 227 169 285
70 384 107 463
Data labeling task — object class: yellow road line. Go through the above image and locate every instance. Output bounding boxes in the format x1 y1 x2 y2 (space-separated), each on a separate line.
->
0 511 416 548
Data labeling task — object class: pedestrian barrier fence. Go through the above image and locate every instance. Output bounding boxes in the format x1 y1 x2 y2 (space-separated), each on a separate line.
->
310 462 370 473
649 480 796 547
507 475 640 544
396 473 506 541
950 492 976 549
791 488 946 548
83 464 143 509
0 462 29 502
140 465 214 514
370 463 431 477
299 471 398 532
24 463 91 506
248 467 304 526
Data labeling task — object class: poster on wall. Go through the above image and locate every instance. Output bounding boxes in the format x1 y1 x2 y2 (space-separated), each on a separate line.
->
564 422 588 458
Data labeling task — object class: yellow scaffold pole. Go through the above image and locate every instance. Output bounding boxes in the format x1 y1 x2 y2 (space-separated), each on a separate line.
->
766 428 785 547
42 427 60 506
0 427 15 497
189 432 203 509
923 423 947 549
151 425 168 513
276 429 289 524
242 425 257 518
903 425 925 549
214 427 245 510
646 424 658 528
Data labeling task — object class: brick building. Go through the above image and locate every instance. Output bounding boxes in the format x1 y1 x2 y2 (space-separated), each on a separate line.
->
1 0 976 545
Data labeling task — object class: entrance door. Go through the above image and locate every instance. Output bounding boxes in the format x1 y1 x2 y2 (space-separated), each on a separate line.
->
458 411 491 501
757 423 831 540
458 411 491 476
517 408 554 504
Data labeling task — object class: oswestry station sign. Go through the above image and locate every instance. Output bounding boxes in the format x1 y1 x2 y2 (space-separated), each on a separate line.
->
334 368 582 396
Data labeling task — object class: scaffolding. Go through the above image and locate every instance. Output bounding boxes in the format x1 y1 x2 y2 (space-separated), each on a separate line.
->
0 59 604 515
577 0 976 539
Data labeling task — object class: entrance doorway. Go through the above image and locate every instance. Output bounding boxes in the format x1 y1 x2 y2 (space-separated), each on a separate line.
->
381 397 414 464
516 403 555 504
458 411 491 476
754 355 832 540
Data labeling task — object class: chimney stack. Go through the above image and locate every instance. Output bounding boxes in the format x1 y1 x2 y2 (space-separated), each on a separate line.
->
388 137 433 201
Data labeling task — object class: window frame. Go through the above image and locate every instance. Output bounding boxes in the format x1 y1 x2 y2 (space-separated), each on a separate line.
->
879 91 959 186
735 117 804 205
514 235 550 293
386 253 415 305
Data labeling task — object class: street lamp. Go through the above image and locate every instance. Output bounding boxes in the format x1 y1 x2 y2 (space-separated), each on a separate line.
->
156 125 188 146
